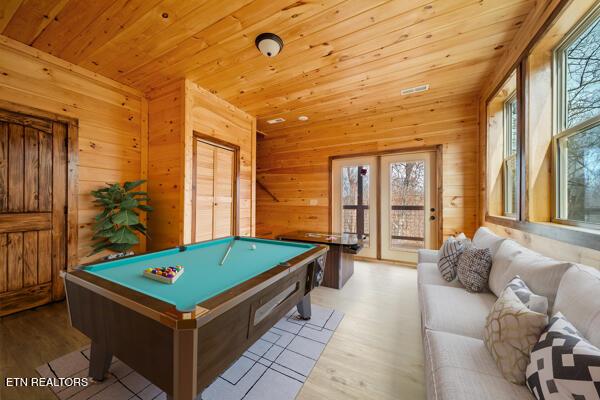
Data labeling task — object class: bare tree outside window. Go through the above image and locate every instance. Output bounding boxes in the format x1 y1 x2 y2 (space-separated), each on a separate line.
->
390 161 425 249
565 16 600 127
562 125 600 224
556 10 600 226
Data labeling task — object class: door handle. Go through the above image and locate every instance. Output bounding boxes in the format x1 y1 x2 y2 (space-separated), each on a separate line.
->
430 207 436 212
430 216 436 221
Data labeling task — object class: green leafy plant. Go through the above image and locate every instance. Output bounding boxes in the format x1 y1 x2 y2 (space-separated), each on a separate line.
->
90 180 153 255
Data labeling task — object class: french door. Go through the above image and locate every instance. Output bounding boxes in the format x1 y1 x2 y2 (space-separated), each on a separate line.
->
331 157 377 258
381 151 438 264
331 151 438 264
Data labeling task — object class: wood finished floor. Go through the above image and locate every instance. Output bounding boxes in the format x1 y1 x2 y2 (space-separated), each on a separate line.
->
0 261 424 400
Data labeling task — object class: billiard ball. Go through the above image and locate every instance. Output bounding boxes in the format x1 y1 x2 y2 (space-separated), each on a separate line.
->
250 244 257 250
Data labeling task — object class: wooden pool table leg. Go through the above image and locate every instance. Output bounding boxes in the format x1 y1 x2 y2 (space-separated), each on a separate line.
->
296 293 312 320
169 328 198 400
89 341 112 381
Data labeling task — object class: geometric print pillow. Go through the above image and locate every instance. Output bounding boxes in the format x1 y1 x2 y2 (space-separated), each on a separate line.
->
438 236 467 282
526 312 600 400
506 275 549 315
456 245 492 292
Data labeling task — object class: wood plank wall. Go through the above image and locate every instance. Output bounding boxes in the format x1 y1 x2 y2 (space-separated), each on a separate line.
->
147 79 255 250
186 81 256 241
0 35 146 265
147 80 185 250
478 0 600 266
256 95 479 242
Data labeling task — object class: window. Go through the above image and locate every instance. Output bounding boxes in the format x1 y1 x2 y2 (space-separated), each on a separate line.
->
503 94 518 217
486 69 518 219
555 7 600 227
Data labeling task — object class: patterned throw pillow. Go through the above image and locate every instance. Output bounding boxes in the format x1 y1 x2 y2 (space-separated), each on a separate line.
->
437 237 467 282
506 275 549 315
456 246 492 292
526 313 600 400
484 287 548 384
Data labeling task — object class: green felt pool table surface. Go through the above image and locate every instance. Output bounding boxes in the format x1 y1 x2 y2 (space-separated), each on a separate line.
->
82 237 315 312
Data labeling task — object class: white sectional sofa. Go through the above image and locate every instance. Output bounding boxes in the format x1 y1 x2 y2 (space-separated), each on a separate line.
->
418 227 600 400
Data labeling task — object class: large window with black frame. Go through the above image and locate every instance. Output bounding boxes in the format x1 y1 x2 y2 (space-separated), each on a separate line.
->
554 5 600 228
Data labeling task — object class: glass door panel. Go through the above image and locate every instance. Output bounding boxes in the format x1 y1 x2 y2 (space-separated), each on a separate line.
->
381 152 437 263
332 157 377 258
390 160 425 250
341 165 370 248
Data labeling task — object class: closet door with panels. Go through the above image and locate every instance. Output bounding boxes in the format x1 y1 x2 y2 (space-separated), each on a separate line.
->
192 137 236 242
213 147 234 238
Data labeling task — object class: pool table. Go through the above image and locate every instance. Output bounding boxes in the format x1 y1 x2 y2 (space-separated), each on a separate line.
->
63 236 327 400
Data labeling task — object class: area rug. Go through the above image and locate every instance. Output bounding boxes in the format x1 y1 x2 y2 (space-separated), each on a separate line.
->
36 305 344 400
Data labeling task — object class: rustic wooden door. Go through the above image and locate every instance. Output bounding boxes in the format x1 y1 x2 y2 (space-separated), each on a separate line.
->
192 137 237 241
0 110 68 316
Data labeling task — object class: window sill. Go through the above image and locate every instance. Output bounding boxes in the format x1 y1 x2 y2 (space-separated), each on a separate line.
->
485 215 600 252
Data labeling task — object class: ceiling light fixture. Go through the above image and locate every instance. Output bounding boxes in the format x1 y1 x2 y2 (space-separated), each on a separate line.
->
266 117 286 124
298 115 309 121
255 33 284 57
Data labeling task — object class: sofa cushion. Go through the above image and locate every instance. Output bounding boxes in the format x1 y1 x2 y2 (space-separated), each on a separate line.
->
489 239 524 296
424 330 533 400
553 264 600 348
503 248 573 310
472 227 506 257
489 241 571 310
421 284 496 339
418 249 440 264
483 287 548 384
526 312 600 400
418 262 463 288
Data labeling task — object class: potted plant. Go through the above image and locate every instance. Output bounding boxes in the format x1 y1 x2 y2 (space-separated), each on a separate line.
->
90 180 153 258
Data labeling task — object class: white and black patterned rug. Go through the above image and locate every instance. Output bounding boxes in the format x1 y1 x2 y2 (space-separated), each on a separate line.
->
36 305 344 400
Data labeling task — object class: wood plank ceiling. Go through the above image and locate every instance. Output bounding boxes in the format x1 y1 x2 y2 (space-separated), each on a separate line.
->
0 0 535 133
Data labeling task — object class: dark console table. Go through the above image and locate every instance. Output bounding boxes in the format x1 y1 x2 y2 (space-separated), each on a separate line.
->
277 231 363 289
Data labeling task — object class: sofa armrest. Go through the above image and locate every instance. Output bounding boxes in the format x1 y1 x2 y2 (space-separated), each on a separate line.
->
418 249 439 264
